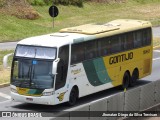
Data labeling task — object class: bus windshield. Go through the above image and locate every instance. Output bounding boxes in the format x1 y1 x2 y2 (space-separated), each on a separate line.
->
11 45 57 89
15 45 56 59
11 59 54 89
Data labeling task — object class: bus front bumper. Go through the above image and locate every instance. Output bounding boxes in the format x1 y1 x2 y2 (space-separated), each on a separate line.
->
11 92 55 105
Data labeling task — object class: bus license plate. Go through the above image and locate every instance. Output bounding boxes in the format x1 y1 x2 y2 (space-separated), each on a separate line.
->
26 98 33 101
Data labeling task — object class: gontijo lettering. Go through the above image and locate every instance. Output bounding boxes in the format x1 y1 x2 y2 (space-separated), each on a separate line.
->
109 52 133 65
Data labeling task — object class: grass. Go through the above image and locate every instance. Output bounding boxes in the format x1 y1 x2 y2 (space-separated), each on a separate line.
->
0 50 13 84
0 1 160 42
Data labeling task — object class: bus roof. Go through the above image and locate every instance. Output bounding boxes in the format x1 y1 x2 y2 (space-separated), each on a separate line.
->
17 19 152 47
17 32 88 47
60 19 152 35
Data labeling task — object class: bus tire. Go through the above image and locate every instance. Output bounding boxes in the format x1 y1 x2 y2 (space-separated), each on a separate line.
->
122 71 130 89
130 69 139 87
67 88 78 106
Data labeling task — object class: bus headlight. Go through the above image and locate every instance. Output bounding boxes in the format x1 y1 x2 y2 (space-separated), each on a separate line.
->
11 88 17 93
42 91 54 96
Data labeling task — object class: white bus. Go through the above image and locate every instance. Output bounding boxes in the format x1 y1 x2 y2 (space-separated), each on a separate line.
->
10 19 152 105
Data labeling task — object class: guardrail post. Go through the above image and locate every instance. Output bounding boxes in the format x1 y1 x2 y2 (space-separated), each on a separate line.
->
140 82 155 111
155 80 160 105
106 93 124 120
90 98 107 120
3 53 13 69
124 87 141 111
70 104 90 120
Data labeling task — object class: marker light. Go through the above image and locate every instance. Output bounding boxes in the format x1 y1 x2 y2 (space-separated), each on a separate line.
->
42 91 54 96
11 88 17 93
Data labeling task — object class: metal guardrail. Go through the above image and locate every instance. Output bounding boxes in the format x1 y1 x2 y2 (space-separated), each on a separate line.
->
52 80 160 120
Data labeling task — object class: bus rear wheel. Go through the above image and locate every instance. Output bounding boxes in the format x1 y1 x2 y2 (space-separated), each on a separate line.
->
122 71 130 89
68 88 78 106
130 69 139 87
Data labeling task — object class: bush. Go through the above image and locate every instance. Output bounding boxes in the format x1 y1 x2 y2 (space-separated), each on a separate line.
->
132 0 159 4
55 0 83 7
27 0 46 6
0 0 6 7
27 0 83 7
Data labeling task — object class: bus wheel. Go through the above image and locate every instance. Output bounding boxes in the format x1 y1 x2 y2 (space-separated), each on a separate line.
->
68 88 78 106
122 71 130 89
130 69 139 87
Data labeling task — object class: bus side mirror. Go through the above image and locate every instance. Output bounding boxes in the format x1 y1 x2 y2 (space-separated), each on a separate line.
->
3 53 14 69
52 58 60 75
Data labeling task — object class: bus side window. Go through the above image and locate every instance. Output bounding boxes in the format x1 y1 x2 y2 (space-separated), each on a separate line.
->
71 43 85 64
147 28 152 45
110 36 121 54
126 32 134 50
134 30 142 48
98 37 111 56
55 45 69 90
120 34 127 51
143 28 151 46
85 40 97 60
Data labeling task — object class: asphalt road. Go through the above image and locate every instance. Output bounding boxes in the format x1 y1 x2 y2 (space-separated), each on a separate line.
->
0 42 17 50
152 27 160 37
0 27 160 50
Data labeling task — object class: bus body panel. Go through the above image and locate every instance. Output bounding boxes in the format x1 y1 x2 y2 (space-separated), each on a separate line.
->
10 19 153 105
68 46 152 99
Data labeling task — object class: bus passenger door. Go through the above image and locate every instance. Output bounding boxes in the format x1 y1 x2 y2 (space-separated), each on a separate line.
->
54 45 69 104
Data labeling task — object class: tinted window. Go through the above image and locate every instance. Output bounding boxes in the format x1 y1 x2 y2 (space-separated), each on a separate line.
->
56 45 69 90
126 32 134 50
71 43 84 64
59 45 69 65
85 40 97 60
70 27 152 65
98 37 111 56
120 34 127 51
134 30 142 48
110 36 121 53
143 28 151 46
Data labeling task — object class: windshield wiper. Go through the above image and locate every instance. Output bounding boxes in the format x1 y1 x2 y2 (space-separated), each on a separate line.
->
30 81 38 89
49 73 54 79
18 80 30 88
28 66 31 78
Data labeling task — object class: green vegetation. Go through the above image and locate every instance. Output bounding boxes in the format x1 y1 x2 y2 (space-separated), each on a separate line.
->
0 0 160 40
0 0 6 7
0 1 160 42
27 0 83 7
